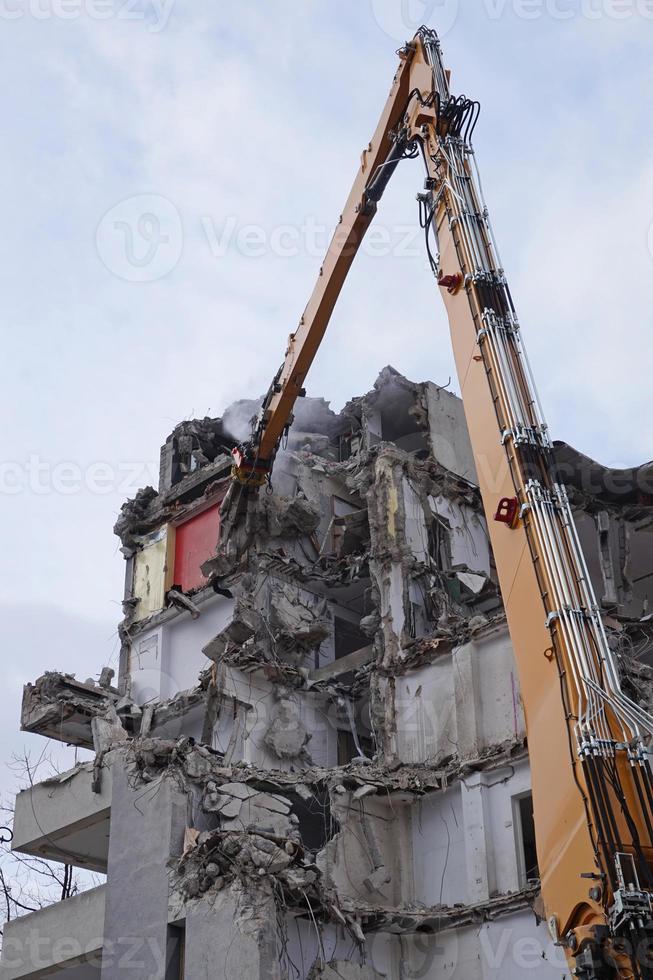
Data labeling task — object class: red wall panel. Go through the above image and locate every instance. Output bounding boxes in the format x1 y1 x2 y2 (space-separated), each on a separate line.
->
173 503 221 593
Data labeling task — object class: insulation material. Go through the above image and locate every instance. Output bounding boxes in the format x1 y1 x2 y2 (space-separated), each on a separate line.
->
173 503 222 593
132 526 170 620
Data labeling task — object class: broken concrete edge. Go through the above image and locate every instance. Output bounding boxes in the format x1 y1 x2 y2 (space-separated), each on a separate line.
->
21 611 653 757
122 733 534 939
113 366 489 631
124 730 528 793
337 885 542 932
20 671 252 756
175 822 541 938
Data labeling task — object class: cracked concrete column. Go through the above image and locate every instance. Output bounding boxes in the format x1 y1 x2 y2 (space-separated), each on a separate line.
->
461 773 496 904
366 452 410 672
452 641 481 759
184 890 280 980
101 756 187 979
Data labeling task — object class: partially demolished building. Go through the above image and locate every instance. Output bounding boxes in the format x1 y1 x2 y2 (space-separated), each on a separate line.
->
3 367 653 980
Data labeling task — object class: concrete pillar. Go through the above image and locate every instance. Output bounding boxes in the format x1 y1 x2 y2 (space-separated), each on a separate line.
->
453 641 481 759
101 761 187 979
461 773 496 904
184 890 280 980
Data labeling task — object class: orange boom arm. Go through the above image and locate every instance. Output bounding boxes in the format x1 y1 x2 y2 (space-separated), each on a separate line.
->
232 28 653 978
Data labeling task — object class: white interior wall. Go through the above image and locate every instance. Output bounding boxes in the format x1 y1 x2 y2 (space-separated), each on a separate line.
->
403 478 429 562
393 628 524 767
394 657 456 765
473 631 525 749
128 595 234 705
411 762 533 910
485 758 532 896
432 496 491 576
411 786 467 907
399 910 566 979
284 919 397 979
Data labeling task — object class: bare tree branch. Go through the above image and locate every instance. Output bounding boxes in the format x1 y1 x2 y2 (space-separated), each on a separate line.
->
0 745 104 946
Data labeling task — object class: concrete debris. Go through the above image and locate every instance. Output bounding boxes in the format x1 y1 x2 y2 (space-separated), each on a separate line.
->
91 702 129 755
202 595 261 664
159 417 235 491
113 485 158 548
21 671 123 748
309 964 383 980
264 690 312 760
203 781 298 841
166 588 202 619
98 667 115 689
267 585 330 656
362 866 391 893
178 826 321 906
271 494 322 536
456 570 488 596
203 582 329 670
352 784 377 801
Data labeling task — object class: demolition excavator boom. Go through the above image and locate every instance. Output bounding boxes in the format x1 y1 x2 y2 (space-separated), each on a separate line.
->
231 28 653 978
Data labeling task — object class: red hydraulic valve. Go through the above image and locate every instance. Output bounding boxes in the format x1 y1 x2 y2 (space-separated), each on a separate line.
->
438 272 463 295
494 496 520 528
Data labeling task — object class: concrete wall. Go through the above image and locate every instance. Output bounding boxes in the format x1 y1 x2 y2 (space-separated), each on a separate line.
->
132 527 170 622
394 658 456 764
320 794 413 909
394 629 524 767
0 886 105 980
425 384 477 485
184 891 280 980
276 909 565 979
129 594 234 704
399 910 566 978
13 761 112 873
432 495 491 575
100 765 187 979
285 920 397 978
412 785 467 907
411 759 532 909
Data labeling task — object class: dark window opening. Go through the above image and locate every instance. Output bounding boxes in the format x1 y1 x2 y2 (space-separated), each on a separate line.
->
166 924 185 980
289 787 338 851
336 431 361 462
428 516 451 571
337 729 375 766
377 385 429 457
334 617 367 661
516 793 539 886
407 601 418 639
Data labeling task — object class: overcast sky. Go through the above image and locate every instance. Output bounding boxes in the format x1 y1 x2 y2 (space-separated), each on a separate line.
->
1 1 652 789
